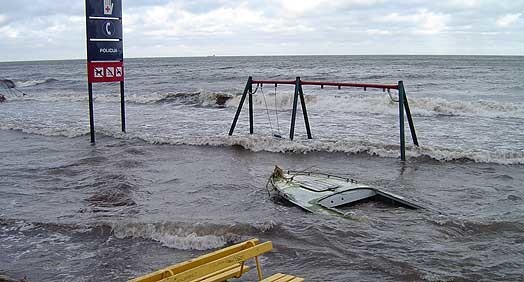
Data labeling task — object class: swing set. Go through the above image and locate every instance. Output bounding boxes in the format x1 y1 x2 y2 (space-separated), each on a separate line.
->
228 76 419 161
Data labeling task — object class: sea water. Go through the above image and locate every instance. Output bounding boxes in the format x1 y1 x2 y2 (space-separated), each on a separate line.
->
0 56 523 281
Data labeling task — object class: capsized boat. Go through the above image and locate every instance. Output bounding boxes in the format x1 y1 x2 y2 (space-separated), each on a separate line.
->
268 166 426 216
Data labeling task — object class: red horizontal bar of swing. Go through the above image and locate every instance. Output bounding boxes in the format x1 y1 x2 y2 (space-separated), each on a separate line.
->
252 80 399 90
302 81 399 90
252 80 296 85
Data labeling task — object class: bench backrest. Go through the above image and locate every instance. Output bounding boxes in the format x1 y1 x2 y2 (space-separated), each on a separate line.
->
129 239 273 282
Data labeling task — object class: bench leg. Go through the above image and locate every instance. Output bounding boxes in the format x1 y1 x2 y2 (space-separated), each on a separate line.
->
255 256 263 281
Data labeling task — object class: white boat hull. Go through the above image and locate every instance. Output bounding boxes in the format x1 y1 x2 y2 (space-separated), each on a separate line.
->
268 166 425 217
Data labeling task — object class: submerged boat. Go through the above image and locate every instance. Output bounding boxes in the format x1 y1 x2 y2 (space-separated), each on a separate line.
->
268 166 426 217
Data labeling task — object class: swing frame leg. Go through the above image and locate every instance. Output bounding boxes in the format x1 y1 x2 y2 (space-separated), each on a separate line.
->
229 76 252 136
298 82 312 139
290 77 312 140
289 77 300 140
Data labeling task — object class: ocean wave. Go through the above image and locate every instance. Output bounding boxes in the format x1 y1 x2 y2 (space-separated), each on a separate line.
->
111 221 278 250
429 216 524 238
14 78 58 88
5 85 523 118
225 92 524 118
1 122 523 165
127 134 524 165
0 218 279 251
8 90 235 107
123 91 234 107
0 122 88 138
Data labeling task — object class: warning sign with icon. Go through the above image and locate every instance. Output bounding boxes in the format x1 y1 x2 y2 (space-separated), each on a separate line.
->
85 0 127 142
86 0 124 84
88 61 124 83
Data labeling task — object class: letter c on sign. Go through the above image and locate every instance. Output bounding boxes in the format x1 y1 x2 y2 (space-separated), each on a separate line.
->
104 22 113 36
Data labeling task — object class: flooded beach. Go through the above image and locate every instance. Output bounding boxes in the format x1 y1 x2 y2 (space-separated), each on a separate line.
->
1 56 524 281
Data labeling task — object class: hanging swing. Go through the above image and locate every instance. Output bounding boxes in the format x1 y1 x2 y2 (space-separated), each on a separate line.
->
259 83 282 138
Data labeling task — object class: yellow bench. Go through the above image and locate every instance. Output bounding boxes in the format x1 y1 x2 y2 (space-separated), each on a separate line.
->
128 239 303 282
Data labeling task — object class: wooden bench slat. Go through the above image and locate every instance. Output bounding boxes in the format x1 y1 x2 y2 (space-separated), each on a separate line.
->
196 264 250 282
129 239 259 282
261 273 304 282
161 241 273 282
261 273 285 281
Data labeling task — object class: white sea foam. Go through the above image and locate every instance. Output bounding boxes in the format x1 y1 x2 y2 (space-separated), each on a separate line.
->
111 223 237 250
126 133 524 165
227 93 524 118
1 118 522 165
10 86 524 119
14 78 57 88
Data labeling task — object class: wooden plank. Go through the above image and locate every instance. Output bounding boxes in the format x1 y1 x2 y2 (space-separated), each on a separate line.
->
161 242 273 282
261 273 304 282
197 264 250 282
128 239 259 282
261 273 285 282
274 275 297 282
189 264 238 282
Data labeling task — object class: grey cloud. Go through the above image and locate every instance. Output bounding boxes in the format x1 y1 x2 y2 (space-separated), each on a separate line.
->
0 0 523 61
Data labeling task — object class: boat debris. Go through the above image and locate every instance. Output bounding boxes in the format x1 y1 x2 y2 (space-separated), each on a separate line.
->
268 166 427 217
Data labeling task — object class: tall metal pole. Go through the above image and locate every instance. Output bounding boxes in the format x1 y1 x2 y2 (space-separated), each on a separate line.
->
229 76 252 136
289 77 300 140
401 84 418 147
248 78 253 134
120 80 126 133
88 82 95 143
298 82 312 139
398 81 406 161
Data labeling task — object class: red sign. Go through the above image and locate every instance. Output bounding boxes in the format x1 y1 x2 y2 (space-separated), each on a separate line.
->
88 61 124 83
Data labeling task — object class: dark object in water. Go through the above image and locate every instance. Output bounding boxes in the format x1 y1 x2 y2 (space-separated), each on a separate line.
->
215 94 232 106
0 273 27 282
0 79 15 89
1 79 28 98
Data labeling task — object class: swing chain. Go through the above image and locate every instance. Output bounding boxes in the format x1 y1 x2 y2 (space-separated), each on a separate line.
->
388 88 399 103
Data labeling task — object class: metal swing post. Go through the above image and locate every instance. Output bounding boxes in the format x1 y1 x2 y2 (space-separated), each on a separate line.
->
248 78 254 134
289 77 301 140
398 81 406 161
298 81 312 139
399 81 418 147
120 80 126 133
88 82 95 143
229 76 253 136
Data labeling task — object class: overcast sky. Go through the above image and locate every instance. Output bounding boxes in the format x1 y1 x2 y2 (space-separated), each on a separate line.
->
0 0 523 61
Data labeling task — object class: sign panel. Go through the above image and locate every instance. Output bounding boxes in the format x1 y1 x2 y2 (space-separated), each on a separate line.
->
85 0 126 142
87 19 122 39
86 0 122 18
87 40 123 61
88 61 124 83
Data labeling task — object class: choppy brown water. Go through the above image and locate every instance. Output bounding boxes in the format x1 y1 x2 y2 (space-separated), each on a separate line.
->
1 130 523 281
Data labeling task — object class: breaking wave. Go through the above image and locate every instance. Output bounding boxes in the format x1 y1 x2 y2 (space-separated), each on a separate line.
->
4 84 523 118
111 221 278 250
14 78 58 88
227 93 524 118
9 90 235 107
127 134 524 165
1 120 523 165
0 218 279 251
133 91 234 107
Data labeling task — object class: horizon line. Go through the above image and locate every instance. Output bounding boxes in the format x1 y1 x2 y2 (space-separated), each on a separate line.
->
1 53 523 64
